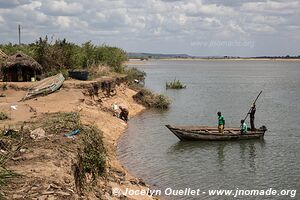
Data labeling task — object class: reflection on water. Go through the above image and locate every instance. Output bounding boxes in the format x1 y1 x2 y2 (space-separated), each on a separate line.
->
118 60 300 200
168 140 265 173
217 143 225 169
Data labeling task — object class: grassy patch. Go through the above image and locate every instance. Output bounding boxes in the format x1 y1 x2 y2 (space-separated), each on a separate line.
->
37 112 81 134
73 125 106 194
81 126 106 179
37 112 107 193
0 113 8 121
0 129 24 198
166 79 186 89
0 167 20 199
0 112 106 197
133 88 170 109
0 169 19 187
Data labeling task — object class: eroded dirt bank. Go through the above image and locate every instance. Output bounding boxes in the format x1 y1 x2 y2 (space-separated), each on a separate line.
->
0 79 158 200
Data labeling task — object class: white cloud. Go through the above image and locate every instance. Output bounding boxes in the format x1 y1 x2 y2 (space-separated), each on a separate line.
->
0 0 31 8
41 0 84 16
241 0 300 14
0 0 299 56
57 16 71 28
0 15 4 23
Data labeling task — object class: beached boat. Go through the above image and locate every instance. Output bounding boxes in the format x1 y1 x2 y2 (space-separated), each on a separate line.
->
165 125 267 141
22 73 65 101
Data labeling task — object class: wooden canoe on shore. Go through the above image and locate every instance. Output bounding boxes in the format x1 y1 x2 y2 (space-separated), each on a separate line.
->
22 73 65 101
165 125 267 141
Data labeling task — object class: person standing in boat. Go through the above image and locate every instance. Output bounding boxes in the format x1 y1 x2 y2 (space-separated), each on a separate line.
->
217 112 225 133
249 104 256 130
240 120 248 134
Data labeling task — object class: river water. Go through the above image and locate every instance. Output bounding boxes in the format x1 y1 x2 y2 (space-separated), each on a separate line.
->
117 60 300 200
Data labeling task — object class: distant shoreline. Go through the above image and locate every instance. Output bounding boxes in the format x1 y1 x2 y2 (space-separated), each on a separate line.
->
159 58 300 61
128 58 300 63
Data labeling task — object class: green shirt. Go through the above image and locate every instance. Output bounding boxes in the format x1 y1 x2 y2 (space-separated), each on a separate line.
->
218 115 225 125
241 122 248 133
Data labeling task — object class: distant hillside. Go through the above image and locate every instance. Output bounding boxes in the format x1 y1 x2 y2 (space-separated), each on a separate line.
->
127 52 300 60
127 52 193 59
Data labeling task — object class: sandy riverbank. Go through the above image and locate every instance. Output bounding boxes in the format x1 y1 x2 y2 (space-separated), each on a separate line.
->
0 80 158 200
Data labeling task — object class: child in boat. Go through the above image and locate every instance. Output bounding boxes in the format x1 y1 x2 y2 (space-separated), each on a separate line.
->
240 120 248 134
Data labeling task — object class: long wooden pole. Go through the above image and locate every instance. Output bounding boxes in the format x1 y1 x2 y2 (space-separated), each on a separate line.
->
18 24 21 45
243 91 262 121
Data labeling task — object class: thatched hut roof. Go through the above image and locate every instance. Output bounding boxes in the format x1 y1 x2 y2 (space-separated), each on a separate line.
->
2 51 42 70
0 49 7 61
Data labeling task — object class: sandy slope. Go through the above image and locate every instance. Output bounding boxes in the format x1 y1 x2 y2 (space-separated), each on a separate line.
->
0 81 157 200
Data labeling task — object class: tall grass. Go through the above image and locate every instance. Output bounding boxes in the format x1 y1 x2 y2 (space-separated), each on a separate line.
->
166 79 186 89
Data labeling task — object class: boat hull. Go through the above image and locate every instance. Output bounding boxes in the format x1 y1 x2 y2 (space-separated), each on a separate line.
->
166 125 266 141
22 73 65 101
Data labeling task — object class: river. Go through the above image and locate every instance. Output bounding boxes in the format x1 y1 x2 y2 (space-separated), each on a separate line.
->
118 60 300 200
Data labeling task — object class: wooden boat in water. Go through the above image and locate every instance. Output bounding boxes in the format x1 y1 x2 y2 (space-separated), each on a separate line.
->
22 73 65 101
166 125 267 141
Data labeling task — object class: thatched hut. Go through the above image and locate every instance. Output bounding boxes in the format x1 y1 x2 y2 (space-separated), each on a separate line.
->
1 51 42 82
0 49 7 61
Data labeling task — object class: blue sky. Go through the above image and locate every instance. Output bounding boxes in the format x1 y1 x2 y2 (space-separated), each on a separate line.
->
0 0 299 56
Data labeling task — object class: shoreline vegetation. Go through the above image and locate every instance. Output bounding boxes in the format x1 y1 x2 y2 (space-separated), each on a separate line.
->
0 37 165 199
166 79 186 89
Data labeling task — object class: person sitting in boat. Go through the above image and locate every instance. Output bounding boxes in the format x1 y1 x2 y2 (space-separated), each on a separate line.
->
240 120 248 134
249 103 256 131
217 112 225 133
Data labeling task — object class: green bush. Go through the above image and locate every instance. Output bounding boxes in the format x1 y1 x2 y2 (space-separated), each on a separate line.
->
166 79 186 89
133 88 170 109
154 94 171 109
0 37 128 76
